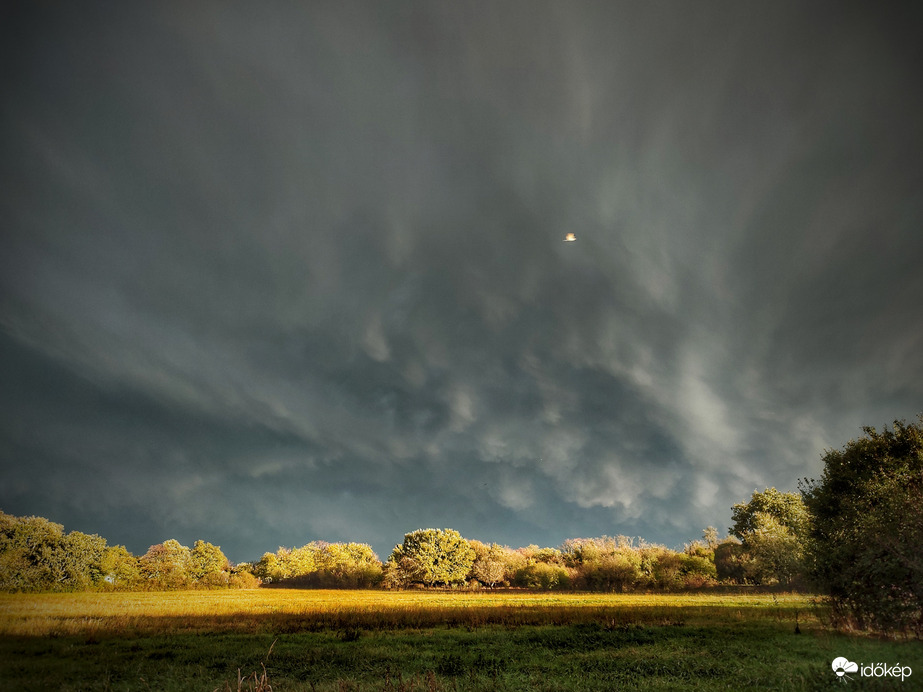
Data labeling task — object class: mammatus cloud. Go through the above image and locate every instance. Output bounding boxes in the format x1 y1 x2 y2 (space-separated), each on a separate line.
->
1 2 922 561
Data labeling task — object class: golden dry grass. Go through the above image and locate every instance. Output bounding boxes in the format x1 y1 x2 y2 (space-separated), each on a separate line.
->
0 588 812 638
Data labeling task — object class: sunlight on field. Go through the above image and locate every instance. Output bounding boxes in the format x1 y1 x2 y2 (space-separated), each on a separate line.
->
0 589 813 638
6 590 918 692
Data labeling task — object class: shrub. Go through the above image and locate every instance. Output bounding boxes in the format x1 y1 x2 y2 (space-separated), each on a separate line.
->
582 553 640 592
680 553 717 586
513 561 572 590
228 570 261 589
648 549 684 590
714 538 747 583
197 571 230 588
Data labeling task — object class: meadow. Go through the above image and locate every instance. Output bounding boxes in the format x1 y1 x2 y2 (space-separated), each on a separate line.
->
1 589 920 690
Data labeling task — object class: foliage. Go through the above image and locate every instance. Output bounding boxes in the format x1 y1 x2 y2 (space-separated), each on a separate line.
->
139 539 193 589
638 547 694 590
190 540 230 581
283 545 317 578
0 511 759 596
227 568 261 589
468 540 509 587
682 542 717 583
382 554 417 589
729 488 808 585
513 561 573 590
521 544 566 565
801 416 923 636
713 537 746 583
560 537 717 591
100 545 142 588
254 542 382 587
310 542 383 587
59 531 108 588
387 529 475 587
0 510 360 593
253 551 284 582
679 554 717 588
741 512 804 586
640 543 718 590
561 535 632 566
253 544 316 582
0 511 108 591
559 537 641 591
580 553 639 592
730 487 809 540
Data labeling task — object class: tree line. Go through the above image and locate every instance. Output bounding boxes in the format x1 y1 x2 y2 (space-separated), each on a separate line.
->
0 504 782 594
1 416 920 635
256 529 724 592
0 491 818 594
0 514 260 591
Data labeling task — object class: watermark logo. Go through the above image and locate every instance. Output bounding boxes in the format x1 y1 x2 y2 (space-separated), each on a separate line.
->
832 657 858 682
832 657 912 683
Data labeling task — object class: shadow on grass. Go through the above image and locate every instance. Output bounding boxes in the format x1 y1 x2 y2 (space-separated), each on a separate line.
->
2 620 921 692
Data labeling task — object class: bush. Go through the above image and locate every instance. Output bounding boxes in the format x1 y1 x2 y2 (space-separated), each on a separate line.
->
574 551 642 592
513 562 572 590
196 571 230 588
228 570 261 589
648 549 684 590
714 538 747 583
680 554 717 585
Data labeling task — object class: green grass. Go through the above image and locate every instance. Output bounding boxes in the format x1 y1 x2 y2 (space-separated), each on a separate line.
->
0 590 920 690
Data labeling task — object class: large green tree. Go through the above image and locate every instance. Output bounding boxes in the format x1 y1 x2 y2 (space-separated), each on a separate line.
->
388 529 475 587
801 416 923 636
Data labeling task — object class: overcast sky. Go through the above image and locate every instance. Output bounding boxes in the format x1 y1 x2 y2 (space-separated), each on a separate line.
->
2 2 921 563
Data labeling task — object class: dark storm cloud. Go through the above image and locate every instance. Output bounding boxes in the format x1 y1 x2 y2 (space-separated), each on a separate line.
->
2 1 922 561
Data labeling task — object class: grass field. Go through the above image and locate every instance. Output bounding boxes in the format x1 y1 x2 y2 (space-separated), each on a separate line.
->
0 589 920 690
